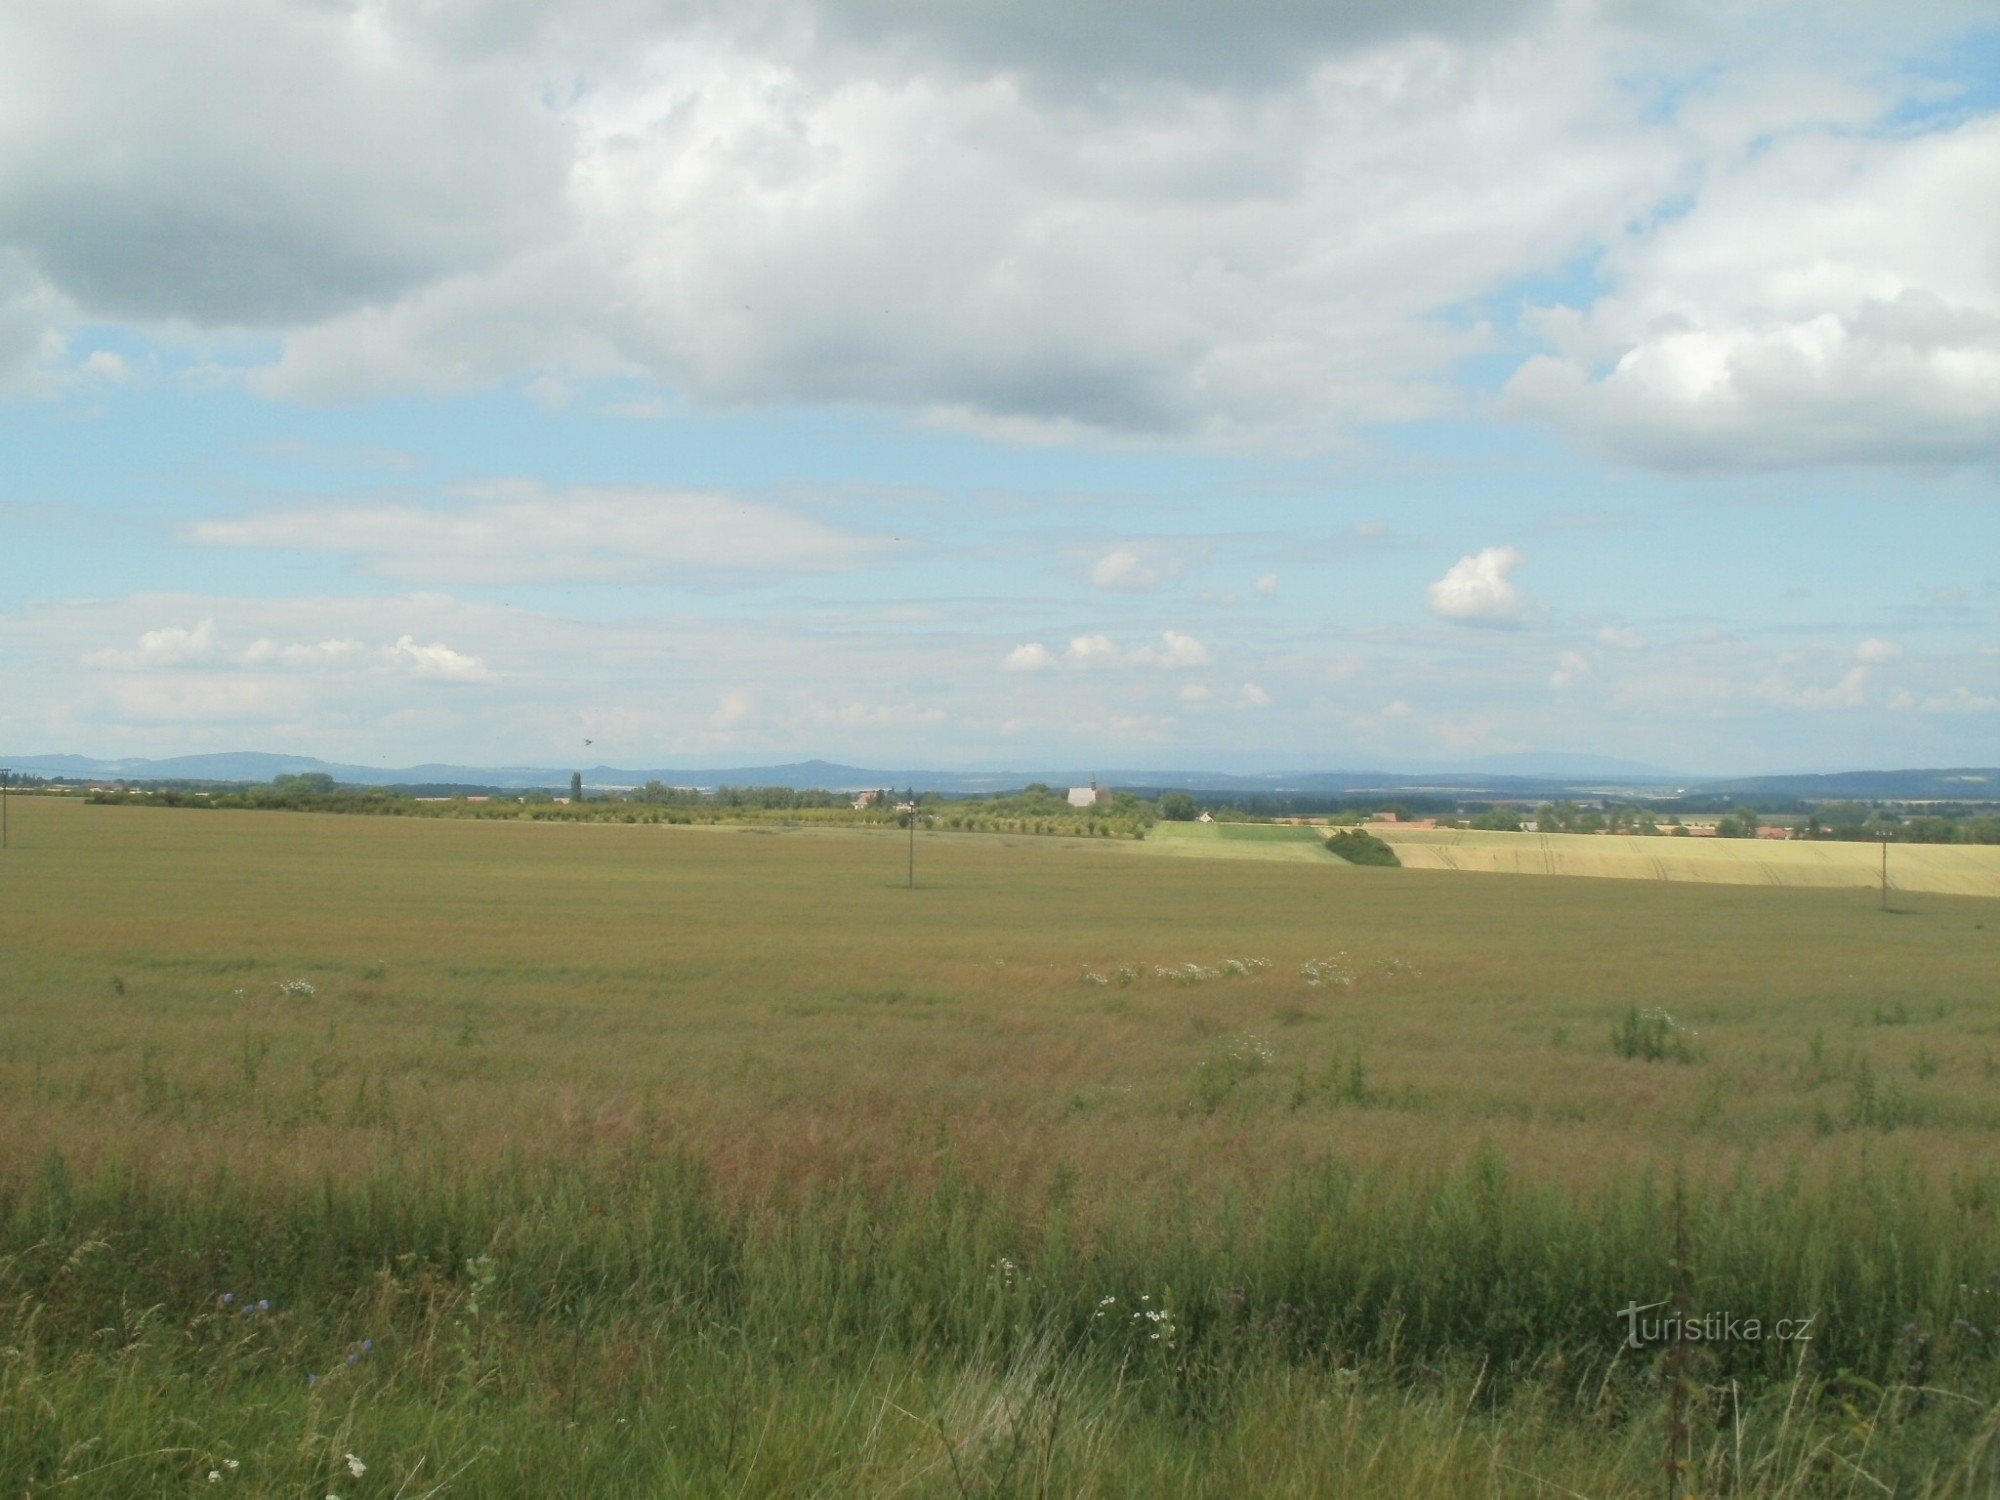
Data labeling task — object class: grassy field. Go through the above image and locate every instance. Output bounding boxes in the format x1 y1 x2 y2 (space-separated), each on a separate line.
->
3 796 2000 1495
1374 826 2000 898
1135 819 1338 862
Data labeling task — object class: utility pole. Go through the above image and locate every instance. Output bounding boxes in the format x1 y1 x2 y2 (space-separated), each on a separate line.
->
907 794 916 889
0 768 9 849
1880 833 1890 912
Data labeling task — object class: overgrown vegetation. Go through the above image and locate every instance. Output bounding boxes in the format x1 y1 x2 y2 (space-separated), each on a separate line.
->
1324 827 1400 865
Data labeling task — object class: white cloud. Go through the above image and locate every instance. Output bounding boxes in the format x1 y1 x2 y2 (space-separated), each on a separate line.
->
1239 681 1272 708
84 619 217 669
189 483 891 584
1549 650 1591 689
1596 625 1645 649
1854 637 1903 664
1789 664 1871 710
1255 572 1279 596
7 1 1993 471
0 3 565 328
1065 633 1123 666
1180 682 1212 703
1089 550 1162 589
386 634 497 684
1426 546 1539 627
1010 629 1213 671
81 349 127 382
2 3 1718 444
1507 114 2000 468
712 690 751 728
1131 630 1213 669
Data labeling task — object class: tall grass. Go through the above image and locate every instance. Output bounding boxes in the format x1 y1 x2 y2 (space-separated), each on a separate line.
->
5 1144 2000 1493
5 801 2000 1493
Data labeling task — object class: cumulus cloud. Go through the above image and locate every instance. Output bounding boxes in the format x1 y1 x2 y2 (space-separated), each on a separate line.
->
386 634 497 683
1130 630 1213 669
1089 550 1162 589
1785 665 1872 710
1065 633 1123 666
1239 681 1272 707
1854 637 1903 664
1507 114 2000 468
1596 625 1645 649
7 1 1993 467
1003 630 1211 670
1426 546 1539 627
1254 572 1279 596
84 619 218 669
189 483 891 583
0 3 565 327
1000 642 1056 672
0 1 1711 442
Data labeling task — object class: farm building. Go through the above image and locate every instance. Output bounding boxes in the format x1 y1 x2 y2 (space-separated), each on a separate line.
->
1067 780 1111 808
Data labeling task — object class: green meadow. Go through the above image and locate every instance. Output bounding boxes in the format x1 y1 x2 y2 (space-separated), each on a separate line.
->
3 797 2000 1496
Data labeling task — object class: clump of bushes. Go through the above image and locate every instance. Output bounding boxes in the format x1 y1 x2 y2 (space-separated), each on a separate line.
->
1325 829 1399 866
1612 1006 1698 1064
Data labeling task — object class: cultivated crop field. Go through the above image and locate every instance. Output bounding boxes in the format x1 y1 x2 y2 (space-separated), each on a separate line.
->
3 798 1999 1496
1135 820 1336 862
1374 826 2000 898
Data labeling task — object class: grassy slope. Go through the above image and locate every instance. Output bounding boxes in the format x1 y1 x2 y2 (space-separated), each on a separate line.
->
4 798 2000 1495
1374 825 2000 897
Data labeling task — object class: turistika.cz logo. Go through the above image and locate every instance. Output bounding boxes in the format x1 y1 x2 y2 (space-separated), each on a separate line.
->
1617 1301 1816 1348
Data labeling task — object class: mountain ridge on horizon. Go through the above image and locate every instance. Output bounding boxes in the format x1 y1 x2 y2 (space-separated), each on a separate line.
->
6 750 2000 802
0 747 1686 785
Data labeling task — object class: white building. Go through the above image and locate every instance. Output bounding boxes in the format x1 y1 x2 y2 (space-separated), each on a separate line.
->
1067 780 1111 808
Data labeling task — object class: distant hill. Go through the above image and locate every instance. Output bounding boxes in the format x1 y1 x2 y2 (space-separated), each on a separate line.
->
0 752 1678 798
1446 751 1678 779
1697 768 2000 801
6 750 1994 803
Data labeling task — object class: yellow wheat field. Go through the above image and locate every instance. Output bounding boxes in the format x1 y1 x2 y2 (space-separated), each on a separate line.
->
1372 826 2000 897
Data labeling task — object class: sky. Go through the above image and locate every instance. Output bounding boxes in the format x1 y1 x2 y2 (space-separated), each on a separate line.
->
2 1 1998 777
